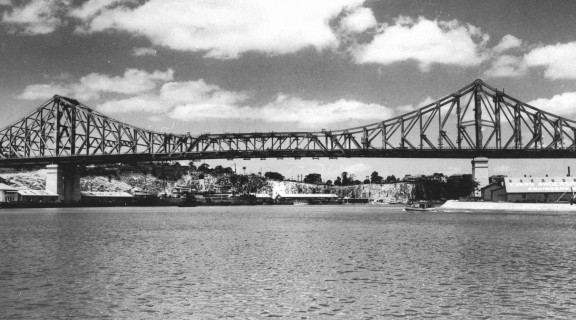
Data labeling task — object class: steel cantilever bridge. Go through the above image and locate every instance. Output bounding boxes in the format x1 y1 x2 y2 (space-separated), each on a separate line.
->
1 79 576 167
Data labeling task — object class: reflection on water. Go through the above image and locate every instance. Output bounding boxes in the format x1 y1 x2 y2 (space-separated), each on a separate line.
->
1 206 576 319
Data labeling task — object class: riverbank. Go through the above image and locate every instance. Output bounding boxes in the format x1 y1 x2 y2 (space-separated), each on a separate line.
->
440 200 576 212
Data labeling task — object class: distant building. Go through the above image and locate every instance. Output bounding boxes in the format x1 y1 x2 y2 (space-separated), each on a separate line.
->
275 193 339 204
17 190 59 203
482 176 576 202
0 183 19 203
481 183 507 202
402 174 425 182
81 191 134 204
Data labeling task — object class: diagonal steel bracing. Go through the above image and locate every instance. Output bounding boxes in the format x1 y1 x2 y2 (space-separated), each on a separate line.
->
1 79 576 166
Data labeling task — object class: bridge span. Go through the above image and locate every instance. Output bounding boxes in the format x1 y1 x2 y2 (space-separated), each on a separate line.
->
1 79 576 167
1 79 575 200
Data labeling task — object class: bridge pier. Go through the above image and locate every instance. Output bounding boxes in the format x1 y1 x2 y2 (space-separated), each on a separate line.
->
46 164 81 202
471 157 489 197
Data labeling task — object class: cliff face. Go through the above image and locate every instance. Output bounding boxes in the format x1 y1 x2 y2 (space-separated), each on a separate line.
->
266 181 414 202
0 169 415 202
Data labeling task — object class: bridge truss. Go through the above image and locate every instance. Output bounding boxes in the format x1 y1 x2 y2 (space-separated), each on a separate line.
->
1 79 576 166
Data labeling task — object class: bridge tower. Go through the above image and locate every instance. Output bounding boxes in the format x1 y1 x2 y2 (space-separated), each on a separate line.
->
471 157 489 197
46 164 81 202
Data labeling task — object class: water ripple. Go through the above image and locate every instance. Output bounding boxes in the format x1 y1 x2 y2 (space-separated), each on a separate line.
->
1 206 576 319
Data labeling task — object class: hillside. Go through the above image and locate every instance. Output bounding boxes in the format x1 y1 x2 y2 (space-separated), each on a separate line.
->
0 165 416 202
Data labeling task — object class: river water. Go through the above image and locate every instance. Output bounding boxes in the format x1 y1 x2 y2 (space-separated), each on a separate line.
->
1 206 576 319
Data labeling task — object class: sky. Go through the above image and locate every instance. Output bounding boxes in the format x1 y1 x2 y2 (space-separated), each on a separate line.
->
1 0 576 181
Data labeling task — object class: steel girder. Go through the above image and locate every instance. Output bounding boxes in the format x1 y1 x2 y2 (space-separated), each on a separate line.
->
1 79 576 166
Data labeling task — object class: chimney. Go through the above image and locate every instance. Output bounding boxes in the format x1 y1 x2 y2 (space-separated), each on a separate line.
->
568 166 571 177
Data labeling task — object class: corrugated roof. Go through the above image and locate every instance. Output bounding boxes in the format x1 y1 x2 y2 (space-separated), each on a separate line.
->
0 183 18 191
18 190 59 197
81 191 133 198
505 177 576 193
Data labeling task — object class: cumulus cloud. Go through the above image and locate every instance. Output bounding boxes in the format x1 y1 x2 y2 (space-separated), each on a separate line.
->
79 0 365 59
524 42 576 80
17 68 174 100
395 96 436 113
255 95 392 125
97 79 392 127
484 55 527 78
339 6 377 34
68 0 124 20
529 92 576 116
354 16 489 71
493 34 523 53
2 0 65 34
132 47 157 56
16 83 70 100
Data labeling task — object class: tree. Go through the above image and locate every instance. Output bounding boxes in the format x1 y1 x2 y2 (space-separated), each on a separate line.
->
334 176 342 186
326 179 333 186
385 175 397 183
341 172 349 186
198 163 211 173
370 171 383 184
264 171 284 181
445 174 479 199
304 173 322 184
363 179 370 184
188 162 197 170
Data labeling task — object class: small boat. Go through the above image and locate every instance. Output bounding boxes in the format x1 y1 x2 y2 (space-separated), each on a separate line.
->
404 200 436 212
403 206 437 212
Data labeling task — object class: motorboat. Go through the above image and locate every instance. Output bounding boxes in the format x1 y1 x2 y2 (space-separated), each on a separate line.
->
403 206 437 212
404 200 436 212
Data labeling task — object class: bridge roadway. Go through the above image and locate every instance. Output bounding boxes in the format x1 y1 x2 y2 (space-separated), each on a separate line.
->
1 148 575 167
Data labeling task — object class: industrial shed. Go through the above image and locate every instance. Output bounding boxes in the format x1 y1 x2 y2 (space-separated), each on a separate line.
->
504 177 576 202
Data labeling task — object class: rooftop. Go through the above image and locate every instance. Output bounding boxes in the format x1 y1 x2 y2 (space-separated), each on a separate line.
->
505 176 576 193
18 190 59 197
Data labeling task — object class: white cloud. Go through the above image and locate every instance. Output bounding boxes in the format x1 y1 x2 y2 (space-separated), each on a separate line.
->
339 6 377 34
78 68 173 96
493 34 523 53
524 42 576 79
395 96 435 113
16 83 70 100
94 79 392 127
529 92 576 116
132 47 157 56
97 79 251 116
79 0 365 59
68 0 124 20
0 0 11 6
354 16 489 71
484 55 527 78
17 68 173 101
2 0 64 35
96 95 170 114
256 95 392 125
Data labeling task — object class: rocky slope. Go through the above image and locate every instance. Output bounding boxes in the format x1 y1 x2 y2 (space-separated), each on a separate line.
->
0 169 415 201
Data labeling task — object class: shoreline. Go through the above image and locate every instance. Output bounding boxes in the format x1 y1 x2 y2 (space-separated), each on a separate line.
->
440 200 576 212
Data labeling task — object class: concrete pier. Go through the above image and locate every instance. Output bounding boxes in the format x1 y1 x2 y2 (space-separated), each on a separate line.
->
46 164 81 202
472 157 489 197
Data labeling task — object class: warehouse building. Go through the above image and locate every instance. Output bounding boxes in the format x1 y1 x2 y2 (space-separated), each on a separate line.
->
482 176 576 202
17 190 59 203
0 183 19 203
